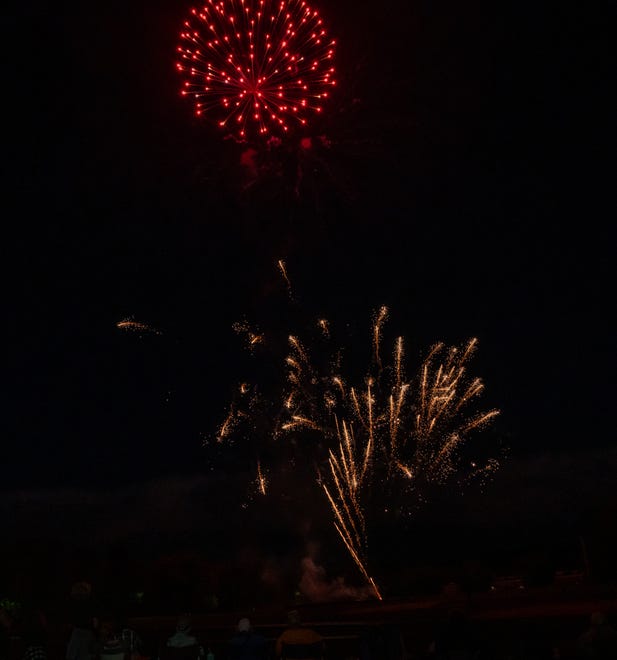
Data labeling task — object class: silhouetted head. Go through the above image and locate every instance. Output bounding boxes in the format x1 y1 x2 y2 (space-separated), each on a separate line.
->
287 610 301 626
237 618 251 633
175 616 192 633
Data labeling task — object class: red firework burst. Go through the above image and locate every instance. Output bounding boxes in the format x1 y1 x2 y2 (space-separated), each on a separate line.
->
176 0 336 139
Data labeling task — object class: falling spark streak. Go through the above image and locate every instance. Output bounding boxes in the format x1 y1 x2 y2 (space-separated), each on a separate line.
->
372 306 388 371
452 379 484 414
323 429 380 599
288 335 309 364
361 379 374 480
278 259 293 293
281 415 321 430
233 321 264 349
394 336 403 387
286 357 300 369
332 377 345 397
389 382 408 459
459 409 501 433
350 388 363 423
256 460 267 495
328 452 362 547
323 483 381 599
434 434 461 465
460 336 478 363
217 406 236 442
116 318 161 335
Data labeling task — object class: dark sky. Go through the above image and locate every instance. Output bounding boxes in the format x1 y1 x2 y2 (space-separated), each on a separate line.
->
4 0 613 554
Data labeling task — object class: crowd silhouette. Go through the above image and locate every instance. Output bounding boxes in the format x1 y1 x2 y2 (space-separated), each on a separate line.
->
1 583 616 660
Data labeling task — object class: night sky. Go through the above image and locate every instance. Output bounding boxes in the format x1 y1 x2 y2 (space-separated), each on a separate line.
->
4 0 614 583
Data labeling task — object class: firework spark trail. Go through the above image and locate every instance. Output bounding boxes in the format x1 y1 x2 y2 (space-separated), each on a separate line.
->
217 405 238 442
277 306 500 595
278 259 293 295
288 334 309 365
362 378 374 481
322 426 378 595
116 318 162 335
372 306 388 371
232 321 264 349
256 460 268 495
322 483 381 599
216 295 500 598
177 0 336 140
319 415 384 599
281 414 321 431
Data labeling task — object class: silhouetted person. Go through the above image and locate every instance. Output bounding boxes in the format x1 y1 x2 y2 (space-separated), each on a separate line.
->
98 615 129 660
21 608 48 660
120 621 144 659
275 610 324 660
227 618 268 660
66 582 99 660
161 616 200 660
99 612 143 659
167 617 198 649
577 612 617 659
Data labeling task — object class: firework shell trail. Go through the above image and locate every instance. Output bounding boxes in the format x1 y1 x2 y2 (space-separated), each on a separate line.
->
176 0 336 140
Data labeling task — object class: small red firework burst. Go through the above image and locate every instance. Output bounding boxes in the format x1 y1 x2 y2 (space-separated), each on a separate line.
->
176 0 336 140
